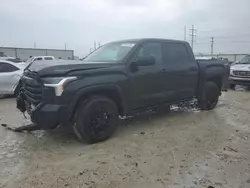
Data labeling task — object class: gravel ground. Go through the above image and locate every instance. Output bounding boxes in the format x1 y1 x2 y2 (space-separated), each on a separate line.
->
1 88 250 188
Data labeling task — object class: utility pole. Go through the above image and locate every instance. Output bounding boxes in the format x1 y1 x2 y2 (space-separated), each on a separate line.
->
210 37 214 55
64 42 67 50
94 41 97 50
34 42 36 48
184 26 186 41
98 42 101 48
189 25 196 50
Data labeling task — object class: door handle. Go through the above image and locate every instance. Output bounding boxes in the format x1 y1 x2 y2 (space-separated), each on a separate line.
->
189 67 197 71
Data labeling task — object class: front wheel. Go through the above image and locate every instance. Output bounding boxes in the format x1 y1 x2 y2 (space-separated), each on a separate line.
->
199 82 220 110
73 96 119 143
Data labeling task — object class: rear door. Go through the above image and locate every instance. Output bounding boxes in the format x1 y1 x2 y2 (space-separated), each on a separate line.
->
0 62 22 94
162 42 199 101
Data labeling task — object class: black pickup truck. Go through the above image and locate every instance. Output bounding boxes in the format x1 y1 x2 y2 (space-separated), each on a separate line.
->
17 39 227 143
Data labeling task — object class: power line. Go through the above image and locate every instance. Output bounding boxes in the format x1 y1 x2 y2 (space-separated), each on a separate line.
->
189 25 196 50
210 37 214 55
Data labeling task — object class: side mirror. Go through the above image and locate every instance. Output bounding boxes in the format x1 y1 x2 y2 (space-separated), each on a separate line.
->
134 56 156 66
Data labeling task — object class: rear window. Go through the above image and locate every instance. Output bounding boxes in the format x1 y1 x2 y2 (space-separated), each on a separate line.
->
162 43 190 63
44 57 53 60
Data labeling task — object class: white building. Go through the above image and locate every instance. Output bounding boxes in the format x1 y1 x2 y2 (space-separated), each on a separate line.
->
0 47 74 60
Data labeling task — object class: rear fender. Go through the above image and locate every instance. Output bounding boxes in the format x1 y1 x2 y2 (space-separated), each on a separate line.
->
197 65 225 99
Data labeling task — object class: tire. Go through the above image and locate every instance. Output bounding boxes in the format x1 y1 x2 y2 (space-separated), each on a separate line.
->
0 94 5 99
73 96 119 143
229 84 236 90
199 82 220 111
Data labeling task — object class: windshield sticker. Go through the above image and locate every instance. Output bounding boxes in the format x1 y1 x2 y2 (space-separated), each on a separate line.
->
121 43 135 47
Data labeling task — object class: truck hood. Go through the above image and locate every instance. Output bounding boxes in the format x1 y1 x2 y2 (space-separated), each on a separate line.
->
27 60 116 77
230 64 250 71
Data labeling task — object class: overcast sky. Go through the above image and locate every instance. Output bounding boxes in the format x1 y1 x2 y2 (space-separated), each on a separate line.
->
1 0 250 57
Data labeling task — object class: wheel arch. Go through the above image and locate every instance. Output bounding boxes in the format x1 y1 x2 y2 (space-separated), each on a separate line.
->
207 76 223 91
68 84 127 121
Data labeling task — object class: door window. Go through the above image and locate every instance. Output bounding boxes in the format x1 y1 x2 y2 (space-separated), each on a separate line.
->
34 57 43 61
162 43 190 63
0 62 19 73
137 42 163 64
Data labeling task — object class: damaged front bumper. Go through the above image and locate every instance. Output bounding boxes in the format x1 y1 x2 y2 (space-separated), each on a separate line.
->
16 71 69 130
16 94 68 129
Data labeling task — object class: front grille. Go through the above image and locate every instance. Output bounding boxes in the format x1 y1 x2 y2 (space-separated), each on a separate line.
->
21 70 43 105
233 71 250 78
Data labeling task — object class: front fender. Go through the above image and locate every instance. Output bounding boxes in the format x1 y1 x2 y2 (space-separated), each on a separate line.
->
65 84 127 120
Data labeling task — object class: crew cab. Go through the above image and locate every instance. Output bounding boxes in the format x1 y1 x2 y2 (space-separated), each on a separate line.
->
229 55 250 89
17 39 227 143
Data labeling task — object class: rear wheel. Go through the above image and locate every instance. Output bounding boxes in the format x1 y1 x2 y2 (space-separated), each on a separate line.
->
199 82 220 110
73 96 119 143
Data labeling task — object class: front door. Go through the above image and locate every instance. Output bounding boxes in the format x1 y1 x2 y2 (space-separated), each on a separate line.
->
128 41 166 109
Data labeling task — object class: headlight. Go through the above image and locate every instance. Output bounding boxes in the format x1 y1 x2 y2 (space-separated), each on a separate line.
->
42 77 68 84
42 77 77 96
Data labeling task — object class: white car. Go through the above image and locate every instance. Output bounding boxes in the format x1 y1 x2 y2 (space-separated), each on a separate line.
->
229 55 250 89
0 60 26 98
26 56 55 65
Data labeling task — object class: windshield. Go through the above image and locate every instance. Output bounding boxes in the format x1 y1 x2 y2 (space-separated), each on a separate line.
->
84 42 136 62
239 55 250 64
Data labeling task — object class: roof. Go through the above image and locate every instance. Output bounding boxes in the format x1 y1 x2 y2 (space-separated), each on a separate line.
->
107 38 187 44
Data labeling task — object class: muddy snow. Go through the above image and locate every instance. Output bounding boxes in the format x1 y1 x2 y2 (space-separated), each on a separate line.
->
1 88 250 188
